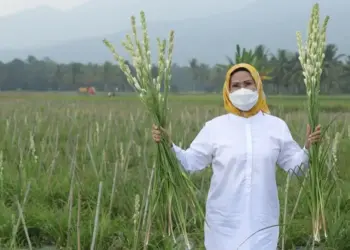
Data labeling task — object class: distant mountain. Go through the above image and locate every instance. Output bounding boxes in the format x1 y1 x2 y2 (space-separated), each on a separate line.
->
0 0 252 49
0 0 348 65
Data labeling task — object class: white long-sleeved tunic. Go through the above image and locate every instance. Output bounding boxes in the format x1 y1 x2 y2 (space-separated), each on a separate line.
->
172 112 309 250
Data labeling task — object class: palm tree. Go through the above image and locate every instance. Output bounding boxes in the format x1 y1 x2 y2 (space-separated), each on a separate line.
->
189 58 199 92
217 44 273 81
103 61 113 91
339 56 350 92
71 63 83 85
270 49 291 93
209 65 226 92
321 44 345 93
285 53 304 94
53 64 64 90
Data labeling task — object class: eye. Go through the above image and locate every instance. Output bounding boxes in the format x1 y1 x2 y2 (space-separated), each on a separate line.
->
244 81 254 86
231 83 239 88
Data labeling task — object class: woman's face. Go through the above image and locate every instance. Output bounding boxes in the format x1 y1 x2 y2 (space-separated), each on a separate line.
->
229 70 257 93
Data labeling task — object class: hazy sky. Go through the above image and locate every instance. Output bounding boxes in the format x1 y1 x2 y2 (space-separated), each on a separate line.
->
0 0 89 16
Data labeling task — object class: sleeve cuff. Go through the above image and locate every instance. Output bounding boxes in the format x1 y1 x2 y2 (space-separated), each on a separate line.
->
302 146 309 164
171 143 180 152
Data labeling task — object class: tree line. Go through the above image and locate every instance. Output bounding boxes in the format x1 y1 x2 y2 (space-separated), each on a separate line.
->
0 44 349 94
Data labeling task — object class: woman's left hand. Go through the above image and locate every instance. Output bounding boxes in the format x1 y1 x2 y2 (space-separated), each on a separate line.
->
304 124 322 150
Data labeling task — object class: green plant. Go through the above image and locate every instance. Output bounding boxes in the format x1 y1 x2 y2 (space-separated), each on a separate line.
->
296 3 333 246
103 11 204 249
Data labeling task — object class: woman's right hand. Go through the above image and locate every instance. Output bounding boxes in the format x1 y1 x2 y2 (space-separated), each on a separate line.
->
152 124 172 146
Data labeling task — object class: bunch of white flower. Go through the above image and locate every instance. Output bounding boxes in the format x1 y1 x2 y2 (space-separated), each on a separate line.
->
296 3 332 245
103 11 204 249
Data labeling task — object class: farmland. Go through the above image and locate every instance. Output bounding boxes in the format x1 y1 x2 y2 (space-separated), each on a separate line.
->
0 92 349 249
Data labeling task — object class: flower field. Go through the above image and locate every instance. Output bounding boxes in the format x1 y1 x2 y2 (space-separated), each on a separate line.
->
0 93 349 249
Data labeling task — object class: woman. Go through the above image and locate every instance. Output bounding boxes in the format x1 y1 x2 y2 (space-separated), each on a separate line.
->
152 63 321 250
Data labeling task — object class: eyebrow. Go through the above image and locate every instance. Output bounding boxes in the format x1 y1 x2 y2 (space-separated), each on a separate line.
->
231 79 254 83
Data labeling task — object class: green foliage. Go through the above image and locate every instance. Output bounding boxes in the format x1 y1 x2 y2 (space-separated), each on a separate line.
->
234 44 273 80
0 43 349 94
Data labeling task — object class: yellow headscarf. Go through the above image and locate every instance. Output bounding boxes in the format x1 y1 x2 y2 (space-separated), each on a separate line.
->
222 63 270 118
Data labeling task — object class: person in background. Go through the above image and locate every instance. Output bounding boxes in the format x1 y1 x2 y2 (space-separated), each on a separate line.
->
152 63 321 250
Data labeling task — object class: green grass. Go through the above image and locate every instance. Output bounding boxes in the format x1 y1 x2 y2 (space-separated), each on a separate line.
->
0 92 349 249
2 92 349 110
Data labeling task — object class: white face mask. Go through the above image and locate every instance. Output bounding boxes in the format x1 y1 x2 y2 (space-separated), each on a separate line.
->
229 88 259 111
